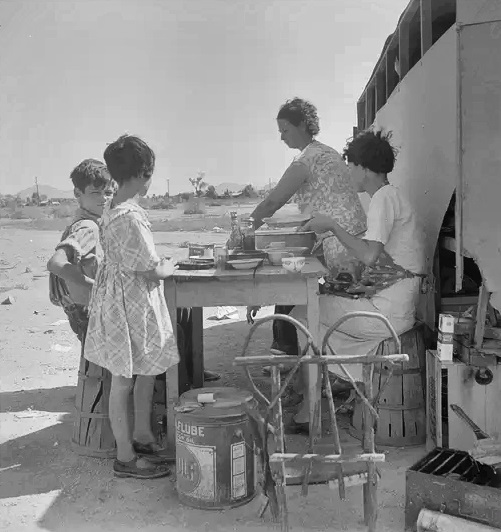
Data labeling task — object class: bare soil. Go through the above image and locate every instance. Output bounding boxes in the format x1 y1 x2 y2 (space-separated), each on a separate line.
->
0 226 425 532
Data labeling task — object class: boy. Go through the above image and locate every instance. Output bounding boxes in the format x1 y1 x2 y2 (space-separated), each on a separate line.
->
48 159 115 341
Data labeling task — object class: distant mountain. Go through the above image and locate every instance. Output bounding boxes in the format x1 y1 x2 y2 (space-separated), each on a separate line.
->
15 185 74 199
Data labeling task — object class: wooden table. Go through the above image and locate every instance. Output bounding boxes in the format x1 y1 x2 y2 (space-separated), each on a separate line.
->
163 257 327 451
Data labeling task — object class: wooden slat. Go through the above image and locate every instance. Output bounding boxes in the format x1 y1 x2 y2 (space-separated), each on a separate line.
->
399 20 410 78
455 26 464 292
175 278 308 308
366 83 376 126
357 99 366 131
386 44 399 97
375 68 386 111
474 283 490 349
420 0 433 55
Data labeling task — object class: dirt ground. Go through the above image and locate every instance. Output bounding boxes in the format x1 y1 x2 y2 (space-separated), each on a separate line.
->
0 226 426 532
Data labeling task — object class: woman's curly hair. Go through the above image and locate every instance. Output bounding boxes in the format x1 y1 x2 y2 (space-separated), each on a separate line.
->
342 129 397 174
103 134 155 186
276 97 320 136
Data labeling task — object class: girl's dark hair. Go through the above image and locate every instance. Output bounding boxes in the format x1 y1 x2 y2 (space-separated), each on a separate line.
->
103 134 155 185
70 159 111 192
342 129 397 174
276 97 320 136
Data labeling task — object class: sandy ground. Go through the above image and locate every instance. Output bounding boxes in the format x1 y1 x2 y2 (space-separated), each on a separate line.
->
0 226 426 532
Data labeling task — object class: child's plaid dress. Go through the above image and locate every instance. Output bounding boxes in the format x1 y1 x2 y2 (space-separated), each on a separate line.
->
84 201 179 377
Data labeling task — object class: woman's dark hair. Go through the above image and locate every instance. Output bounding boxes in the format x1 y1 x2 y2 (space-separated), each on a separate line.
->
103 134 155 185
276 97 320 136
70 159 111 192
342 129 397 174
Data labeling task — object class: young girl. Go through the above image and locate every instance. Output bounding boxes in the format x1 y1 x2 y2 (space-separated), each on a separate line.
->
84 134 179 479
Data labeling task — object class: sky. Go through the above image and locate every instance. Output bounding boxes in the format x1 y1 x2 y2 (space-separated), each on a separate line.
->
0 0 405 196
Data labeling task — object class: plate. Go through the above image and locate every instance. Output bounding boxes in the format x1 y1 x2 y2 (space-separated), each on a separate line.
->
262 214 313 228
228 251 267 261
226 258 264 270
177 259 215 270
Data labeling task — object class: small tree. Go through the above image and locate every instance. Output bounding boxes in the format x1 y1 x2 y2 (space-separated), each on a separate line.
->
189 171 207 197
205 185 217 199
242 184 257 198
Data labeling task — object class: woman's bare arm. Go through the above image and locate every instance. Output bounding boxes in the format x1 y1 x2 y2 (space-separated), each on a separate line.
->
251 163 309 228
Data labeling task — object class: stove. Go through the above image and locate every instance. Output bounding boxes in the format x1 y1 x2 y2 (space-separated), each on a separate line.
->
405 448 501 530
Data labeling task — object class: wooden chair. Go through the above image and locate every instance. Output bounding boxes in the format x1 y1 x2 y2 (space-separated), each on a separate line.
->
234 312 410 532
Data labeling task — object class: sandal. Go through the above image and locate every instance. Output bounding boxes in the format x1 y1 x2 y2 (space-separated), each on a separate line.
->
132 441 175 464
113 456 171 479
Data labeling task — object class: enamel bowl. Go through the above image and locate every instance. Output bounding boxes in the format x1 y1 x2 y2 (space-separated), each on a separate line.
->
227 258 263 270
281 256 306 273
267 250 292 266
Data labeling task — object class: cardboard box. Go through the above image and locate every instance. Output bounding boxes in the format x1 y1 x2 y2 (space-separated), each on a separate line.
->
437 313 455 361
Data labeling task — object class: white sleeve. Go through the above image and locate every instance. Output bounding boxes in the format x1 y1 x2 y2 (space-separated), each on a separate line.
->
363 189 396 245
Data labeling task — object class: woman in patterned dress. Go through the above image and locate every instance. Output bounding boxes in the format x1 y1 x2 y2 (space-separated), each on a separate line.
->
248 97 367 361
84 135 179 479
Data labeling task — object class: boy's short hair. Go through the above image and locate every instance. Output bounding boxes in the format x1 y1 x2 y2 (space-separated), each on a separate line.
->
103 134 155 186
70 159 112 192
342 129 397 174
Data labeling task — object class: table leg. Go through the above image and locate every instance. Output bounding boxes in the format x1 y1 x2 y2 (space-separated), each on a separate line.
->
191 307 204 389
306 277 321 438
164 278 179 453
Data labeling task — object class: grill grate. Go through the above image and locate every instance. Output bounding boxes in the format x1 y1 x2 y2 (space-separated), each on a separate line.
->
412 448 501 488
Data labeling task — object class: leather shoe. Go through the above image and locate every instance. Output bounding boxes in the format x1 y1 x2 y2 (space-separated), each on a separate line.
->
284 418 310 435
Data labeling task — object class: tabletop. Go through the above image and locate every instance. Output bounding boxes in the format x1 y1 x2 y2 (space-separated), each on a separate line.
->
172 257 327 282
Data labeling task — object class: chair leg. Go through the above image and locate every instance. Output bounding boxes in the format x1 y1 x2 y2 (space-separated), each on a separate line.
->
362 363 378 532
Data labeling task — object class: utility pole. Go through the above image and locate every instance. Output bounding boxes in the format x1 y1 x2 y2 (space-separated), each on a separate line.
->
167 178 170 197
35 176 40 205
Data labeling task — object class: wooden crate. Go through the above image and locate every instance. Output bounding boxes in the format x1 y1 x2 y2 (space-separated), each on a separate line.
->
426 349 501 452
351 324 426 447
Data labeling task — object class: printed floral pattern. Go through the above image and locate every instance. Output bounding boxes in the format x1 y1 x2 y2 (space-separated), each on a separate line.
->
293 141 367 271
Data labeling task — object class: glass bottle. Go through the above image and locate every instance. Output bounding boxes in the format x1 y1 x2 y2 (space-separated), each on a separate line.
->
241 217 256 251
227 211 243 250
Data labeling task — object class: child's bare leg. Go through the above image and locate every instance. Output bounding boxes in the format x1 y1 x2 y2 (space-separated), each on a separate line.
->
110 375 135 462
133 375 157 444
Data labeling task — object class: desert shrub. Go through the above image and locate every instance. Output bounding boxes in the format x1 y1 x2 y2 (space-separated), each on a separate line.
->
150 214 231 232
10 208 30 219
52 204 76 218
183 197 206 215
151 200 175 210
